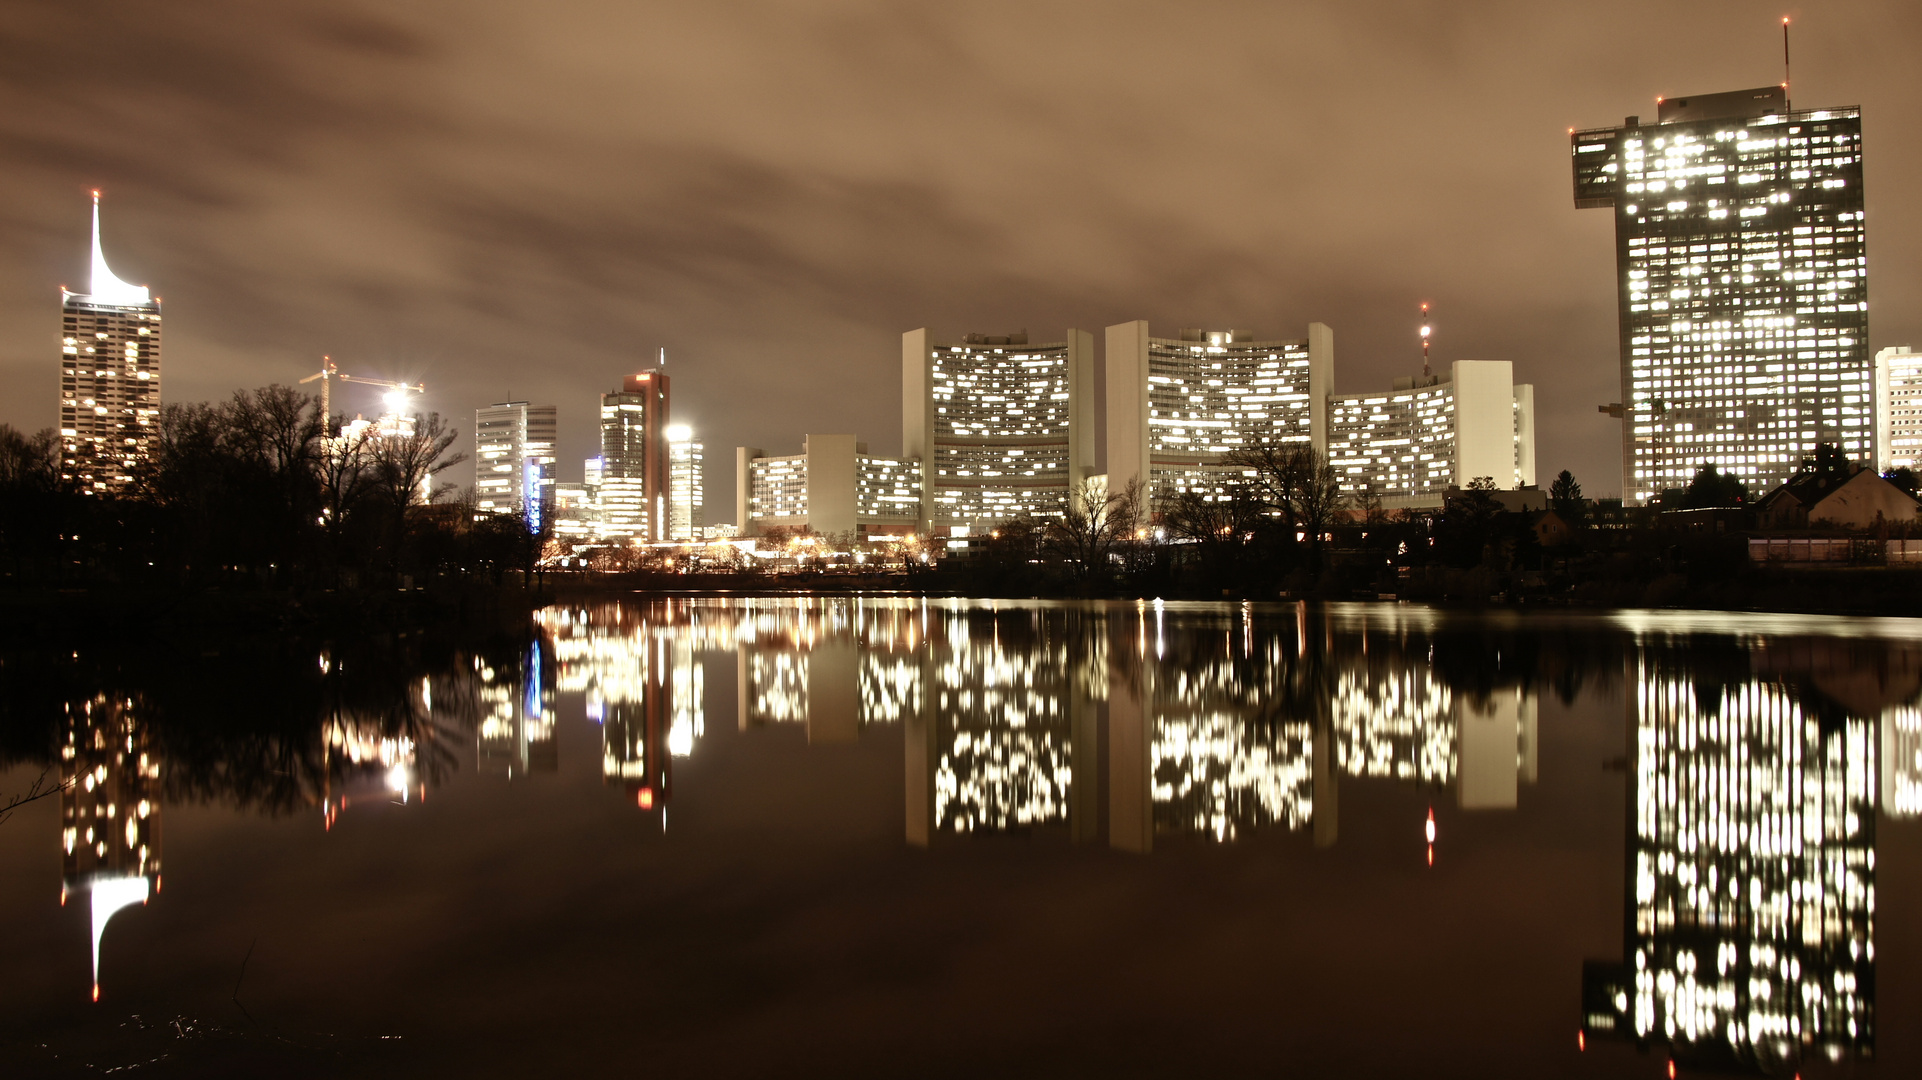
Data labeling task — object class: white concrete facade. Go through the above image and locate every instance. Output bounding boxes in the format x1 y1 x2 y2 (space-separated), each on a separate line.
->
903 329 1094 533
1876 346 1922 472
737 435 921 538
1327 360 1536 503
1104 322 1332 509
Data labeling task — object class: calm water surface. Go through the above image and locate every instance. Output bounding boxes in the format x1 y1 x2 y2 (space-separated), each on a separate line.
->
2 598 1918 1078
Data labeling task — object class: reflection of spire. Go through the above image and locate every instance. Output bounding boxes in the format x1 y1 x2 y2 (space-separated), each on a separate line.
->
85 192 151 305
89 876 150 1000
60 693 161 1001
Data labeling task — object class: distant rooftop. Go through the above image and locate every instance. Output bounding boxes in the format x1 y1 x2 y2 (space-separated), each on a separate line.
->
1656 85 1785 125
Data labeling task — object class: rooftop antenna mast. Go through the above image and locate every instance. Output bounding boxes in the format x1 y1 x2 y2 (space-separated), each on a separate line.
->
1420 303 1433 378
1782 16 1792 113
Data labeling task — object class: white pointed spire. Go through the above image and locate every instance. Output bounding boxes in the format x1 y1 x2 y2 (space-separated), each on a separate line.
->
87 191 151 305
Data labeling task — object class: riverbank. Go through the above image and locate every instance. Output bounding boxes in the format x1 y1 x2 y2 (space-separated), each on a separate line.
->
5 561 1922 632
0 581 553 645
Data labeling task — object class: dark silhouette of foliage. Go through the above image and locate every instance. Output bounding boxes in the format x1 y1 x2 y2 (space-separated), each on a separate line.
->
0 385 530 593
1681 464 1749 509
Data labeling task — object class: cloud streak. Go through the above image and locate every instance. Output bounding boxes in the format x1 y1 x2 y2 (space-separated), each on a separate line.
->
1 0 1917 497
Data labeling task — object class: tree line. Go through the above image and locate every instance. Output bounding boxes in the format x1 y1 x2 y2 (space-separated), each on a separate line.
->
0 384 540 591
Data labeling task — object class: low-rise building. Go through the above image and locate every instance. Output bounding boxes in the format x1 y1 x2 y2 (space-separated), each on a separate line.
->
736 435 922 539
1756 467 1921 530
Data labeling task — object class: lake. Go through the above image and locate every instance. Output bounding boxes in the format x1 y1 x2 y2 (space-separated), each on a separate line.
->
2 598 1917 1078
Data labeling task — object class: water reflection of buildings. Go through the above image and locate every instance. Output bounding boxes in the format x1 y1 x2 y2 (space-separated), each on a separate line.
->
545 604 708 810
899 604 1539 851
1330 668 1538 810
537 600 1543 848
478 641 556 779
319 669 433 830
1582 664 1877 1073
60 694 161 1001
1884 703 1922 818
920 617 1076 839
732 599 922 744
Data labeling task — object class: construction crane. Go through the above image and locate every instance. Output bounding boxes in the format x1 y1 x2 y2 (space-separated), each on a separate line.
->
300 356 424 430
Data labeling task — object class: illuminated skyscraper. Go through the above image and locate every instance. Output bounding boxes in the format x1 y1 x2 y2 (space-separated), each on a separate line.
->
474 401 557 526
599 370 671 542
902 329 1095 534
60 193 161 494
1106 323 1332 509
1573 87 1867 502
1327 360 1536 505
1874 346 1922 472
666 425 704 542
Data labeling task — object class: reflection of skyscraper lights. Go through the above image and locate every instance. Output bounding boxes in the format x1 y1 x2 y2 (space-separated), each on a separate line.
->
1330 668 1456 784
545 606 704 810
935 726 1071 832
932 623 1072 832
1885 704 1922 818
542 600 1551 848
1584 666 1875 1071
1152 712 1312 841
478 640 556 778
861 653 922 724
60 694 160 1002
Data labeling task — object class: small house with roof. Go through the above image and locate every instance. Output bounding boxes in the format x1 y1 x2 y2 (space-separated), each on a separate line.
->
1755 468 1921 531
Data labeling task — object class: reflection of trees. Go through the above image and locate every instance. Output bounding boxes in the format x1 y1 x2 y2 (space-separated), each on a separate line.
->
0 621 527 817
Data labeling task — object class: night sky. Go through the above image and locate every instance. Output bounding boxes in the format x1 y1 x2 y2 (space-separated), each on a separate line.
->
2 1 1917 501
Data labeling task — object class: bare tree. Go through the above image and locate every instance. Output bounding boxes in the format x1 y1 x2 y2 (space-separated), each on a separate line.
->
0 425 61 488
315 421 377 577
369 412 465 512
229 385 323 491
0 768 71 826
1044 476 1142 581
1290 447 1349 544
1221 441 1304 530
1222 442 1349 542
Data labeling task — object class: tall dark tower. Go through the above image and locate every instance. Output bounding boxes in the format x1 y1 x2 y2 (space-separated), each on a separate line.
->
60 193 161 494
1572 88 1866 502
599 369 671 542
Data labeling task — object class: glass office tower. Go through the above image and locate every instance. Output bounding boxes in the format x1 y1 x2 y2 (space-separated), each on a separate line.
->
666 425 704 541
599 370 671 542
474 401 558 526
1573 86 1866 502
